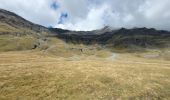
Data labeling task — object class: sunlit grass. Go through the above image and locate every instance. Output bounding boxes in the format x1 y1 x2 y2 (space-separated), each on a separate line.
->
0 51 169 100
0 35 37 51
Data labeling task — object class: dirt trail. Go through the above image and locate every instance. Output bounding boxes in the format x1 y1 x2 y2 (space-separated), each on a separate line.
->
106 53 170 67
116 60 170 66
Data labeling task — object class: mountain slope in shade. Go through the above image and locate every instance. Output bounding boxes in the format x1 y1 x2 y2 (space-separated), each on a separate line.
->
51 27 170 51
0 8 170 53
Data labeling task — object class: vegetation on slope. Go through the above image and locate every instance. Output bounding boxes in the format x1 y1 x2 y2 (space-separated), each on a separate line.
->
0 35 37 51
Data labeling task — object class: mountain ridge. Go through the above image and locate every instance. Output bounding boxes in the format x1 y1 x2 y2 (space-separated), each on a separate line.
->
0 8 170 52
0 9 48 34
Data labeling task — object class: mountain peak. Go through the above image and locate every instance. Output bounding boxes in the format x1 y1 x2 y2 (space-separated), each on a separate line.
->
102 26 112 31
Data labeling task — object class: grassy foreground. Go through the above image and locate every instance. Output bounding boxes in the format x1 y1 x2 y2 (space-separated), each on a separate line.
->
0 51 170 100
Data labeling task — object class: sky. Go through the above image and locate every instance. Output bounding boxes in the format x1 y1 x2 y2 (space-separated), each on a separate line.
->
0 0 170 31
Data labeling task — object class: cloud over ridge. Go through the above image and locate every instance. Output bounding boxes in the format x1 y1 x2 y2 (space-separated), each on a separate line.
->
0 0 170 31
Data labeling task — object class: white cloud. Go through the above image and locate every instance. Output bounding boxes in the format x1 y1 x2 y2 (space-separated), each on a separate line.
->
0 0 60 26
0 0 170 31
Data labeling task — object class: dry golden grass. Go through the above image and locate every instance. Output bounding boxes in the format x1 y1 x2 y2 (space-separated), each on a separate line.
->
0 23 38 34
0 51 170 100
0 23 20 33
0 35 37 51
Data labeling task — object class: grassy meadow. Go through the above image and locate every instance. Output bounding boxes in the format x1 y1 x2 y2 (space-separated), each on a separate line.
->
0 50 170 100
0 25 170 99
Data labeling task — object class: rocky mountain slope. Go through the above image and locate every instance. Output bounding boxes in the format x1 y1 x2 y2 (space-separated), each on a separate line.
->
0 9 48 34
51 27 170 51
0 9 51 51
0 8 170 53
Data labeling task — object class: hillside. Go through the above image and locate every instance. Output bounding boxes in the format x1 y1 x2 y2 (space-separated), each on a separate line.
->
0 9 112 57
1 8 170 53
0 9 48 33
51 27 170 52
0 9 49 51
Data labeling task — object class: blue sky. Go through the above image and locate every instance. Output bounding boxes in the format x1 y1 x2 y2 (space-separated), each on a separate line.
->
58 12 68 24
50 1 59 10
0 0 170 31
